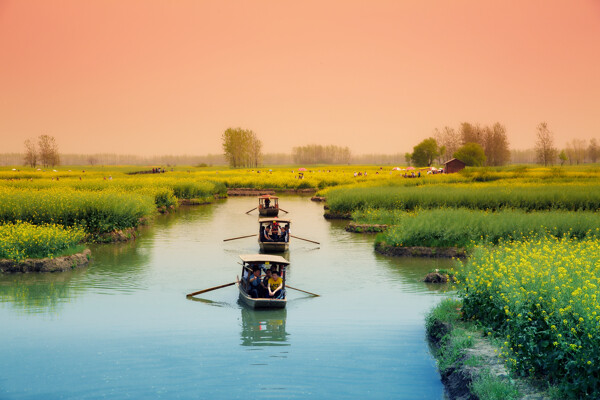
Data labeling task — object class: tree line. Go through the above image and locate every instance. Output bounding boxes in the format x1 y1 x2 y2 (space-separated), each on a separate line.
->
408 122 511 167
292 145 351 164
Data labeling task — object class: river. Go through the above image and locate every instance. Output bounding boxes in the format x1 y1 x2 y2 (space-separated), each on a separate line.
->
0 196 455 399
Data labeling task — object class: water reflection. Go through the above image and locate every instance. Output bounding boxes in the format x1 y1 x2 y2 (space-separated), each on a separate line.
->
240 307 289 347
374 252 458 294
0 240 152 314
0 267 87 314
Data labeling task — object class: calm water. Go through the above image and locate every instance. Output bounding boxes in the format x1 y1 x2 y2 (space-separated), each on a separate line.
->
0 196 455 399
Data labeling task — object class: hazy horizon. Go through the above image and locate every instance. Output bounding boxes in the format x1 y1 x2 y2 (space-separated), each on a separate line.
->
2 1 599 156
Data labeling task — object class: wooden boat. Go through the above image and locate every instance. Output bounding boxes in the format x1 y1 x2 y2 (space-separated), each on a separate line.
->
258 218 290 253
258 195 279 217
237 254 289 309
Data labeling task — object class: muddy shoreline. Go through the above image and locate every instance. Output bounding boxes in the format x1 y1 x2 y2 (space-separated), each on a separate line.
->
0 249 92 273
345 222 388 233
375 242 467 258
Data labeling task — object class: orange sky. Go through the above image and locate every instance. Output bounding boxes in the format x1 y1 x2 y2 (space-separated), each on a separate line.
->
1 0 599 156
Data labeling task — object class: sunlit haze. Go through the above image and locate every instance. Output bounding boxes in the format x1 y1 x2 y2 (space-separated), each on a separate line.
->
1 0 599 156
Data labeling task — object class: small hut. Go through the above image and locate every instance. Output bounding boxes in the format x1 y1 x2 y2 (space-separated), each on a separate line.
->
444 158 466 174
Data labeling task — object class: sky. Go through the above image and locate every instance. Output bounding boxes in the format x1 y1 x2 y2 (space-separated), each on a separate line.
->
1 0 599 156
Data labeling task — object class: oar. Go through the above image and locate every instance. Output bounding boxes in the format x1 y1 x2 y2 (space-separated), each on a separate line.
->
279 208 289 213
290 234 320 245
186 282 236 297
223 234 257 242
245 207 257 214
286 285 320 297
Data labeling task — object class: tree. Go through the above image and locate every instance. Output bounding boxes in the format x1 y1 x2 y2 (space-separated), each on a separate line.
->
23 139 37 168
460 122 485 146
434 126 461 163
565 139 586 165
37 134 60 167
559 149 568 166
411 138 439 167
589 139 599 163
222 127 262 168
437 145 446 164
87 156 98 166
404 152 412 166
535 122 558 166
482 123 511 166
453 143 486 166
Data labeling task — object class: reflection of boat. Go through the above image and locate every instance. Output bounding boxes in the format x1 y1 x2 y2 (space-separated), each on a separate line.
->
258 195 279 217
240 307 288 346
237 254 289 309
258 218 290 253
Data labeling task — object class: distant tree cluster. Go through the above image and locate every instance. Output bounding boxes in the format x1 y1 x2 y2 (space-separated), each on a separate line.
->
409 121 510 167
23 135 60 168
292 145 351 164
222 127 262 168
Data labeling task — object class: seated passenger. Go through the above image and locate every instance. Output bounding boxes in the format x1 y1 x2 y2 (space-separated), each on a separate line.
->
263 225 274 241
267 270 283 299
248 267 262 298
261 269 272 297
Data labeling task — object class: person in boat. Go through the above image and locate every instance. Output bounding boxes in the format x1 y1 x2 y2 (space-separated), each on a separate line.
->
263 224 274 241
261 269 272 297
264 197 270 208
242 266 253 290
248 267 262 298
271 221 282 241
267 270 283 299
280 225 289 242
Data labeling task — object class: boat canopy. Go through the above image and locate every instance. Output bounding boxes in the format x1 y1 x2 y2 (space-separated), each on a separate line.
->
239 254 290 265
258 218 291 224
258 195 278 199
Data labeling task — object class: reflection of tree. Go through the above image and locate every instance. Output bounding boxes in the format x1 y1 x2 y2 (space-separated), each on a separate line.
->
240 308 289 347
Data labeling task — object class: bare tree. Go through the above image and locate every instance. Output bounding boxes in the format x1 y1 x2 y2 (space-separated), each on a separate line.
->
535 122 558 166
23 139 37 168
565 139 587 165
38 135 60 167
483 123 511 166
87 156 98 166
434 126 461 163
589 138 599 163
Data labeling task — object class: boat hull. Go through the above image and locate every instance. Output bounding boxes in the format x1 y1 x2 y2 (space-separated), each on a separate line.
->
259 241 289 253
237 284 286 309
259 208 279 217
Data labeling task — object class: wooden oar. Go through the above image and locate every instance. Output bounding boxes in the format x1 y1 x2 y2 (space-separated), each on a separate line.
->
286 285 319 297
279 208 289 213
245 207 257 214
290 234 320 245
223 234 257 242
186 282 236 297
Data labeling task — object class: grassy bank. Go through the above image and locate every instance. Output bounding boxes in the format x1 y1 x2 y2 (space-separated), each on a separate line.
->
0 222 86 262
371 208 600 249
326 183 600 213
0 188 155 234
426 299 525 400
460 237 600 398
